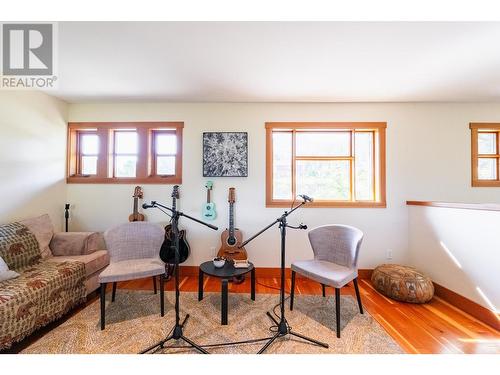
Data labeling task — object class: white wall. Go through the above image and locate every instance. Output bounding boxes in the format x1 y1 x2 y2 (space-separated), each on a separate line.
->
0 91 68 230
408 206 500 312
67 102 500 269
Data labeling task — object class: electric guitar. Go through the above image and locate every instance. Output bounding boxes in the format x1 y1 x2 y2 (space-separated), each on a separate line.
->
128 186 145 222
202 181 216 220
159 185 191 264
217 187 248 261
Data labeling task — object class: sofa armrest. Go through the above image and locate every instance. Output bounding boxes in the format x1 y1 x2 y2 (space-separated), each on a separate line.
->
50 232 106 256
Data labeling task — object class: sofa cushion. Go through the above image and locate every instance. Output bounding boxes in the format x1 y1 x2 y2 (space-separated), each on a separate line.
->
50 232 106 256
47 250 109 278
0 222 42 270
19 214 54 259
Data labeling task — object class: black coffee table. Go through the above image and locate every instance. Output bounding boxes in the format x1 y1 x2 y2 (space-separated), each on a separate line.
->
198 260 255 325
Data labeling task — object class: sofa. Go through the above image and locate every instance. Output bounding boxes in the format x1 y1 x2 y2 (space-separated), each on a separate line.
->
0 214 109 350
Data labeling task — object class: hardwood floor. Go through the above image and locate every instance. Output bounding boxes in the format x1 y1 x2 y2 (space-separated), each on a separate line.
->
4 276 499 354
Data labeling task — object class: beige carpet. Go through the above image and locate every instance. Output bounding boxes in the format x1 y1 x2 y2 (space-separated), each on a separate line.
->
22 290 403 354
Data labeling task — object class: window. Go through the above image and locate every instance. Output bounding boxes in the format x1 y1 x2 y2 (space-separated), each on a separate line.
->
266 122 386 207
470 123 500 187
67 122 183 184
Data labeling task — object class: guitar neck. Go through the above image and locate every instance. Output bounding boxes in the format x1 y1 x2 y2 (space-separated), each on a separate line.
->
172 197 177 211
133 197 138 217
207 189 211 204
229 202 234 237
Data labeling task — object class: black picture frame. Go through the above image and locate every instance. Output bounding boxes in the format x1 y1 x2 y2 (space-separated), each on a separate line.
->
202 132 248 177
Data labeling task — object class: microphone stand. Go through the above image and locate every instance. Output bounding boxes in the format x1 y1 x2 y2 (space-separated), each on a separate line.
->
140 201 218 354
239 198 329 354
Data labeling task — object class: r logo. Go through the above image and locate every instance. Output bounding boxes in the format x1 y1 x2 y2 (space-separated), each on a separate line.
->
2 24 53 76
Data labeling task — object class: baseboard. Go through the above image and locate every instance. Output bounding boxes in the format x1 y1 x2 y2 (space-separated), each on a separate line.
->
178 265 372 279
433 282 500 331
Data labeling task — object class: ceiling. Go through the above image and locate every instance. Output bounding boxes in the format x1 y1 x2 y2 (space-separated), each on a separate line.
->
51 22 500 103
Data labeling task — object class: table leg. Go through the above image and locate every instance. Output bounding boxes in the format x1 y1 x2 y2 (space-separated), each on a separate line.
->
250 268 256 301
198 269 204 301
221 278 228 325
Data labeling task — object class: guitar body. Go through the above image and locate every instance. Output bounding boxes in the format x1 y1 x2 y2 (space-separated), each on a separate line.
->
128 213 145 222
159 224 191 264
203 202 216 220
217 228 248 261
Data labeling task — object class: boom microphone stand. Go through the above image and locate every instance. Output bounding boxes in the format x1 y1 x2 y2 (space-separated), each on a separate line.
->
239 196 329 354
140 200 218 354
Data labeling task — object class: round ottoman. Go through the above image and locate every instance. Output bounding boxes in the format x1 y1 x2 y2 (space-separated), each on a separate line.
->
371 264 434 303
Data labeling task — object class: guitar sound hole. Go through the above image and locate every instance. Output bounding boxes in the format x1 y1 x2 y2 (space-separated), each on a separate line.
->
227 237 236 246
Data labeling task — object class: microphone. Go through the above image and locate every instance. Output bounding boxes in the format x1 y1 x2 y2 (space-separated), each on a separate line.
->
142 202 156 209
298 194 314 202
299 223 308 230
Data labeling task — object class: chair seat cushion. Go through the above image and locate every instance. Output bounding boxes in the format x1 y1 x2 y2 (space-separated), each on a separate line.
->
292 260 357 288
371 264 434 303
98 258 164 283
47 250 109 278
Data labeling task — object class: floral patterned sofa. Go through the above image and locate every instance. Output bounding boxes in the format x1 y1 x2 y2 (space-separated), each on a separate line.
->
0 214 109 350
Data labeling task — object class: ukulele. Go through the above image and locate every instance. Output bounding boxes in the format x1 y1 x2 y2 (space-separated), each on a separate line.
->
159 185 191 264
217 187 248 261
202 181 216 220
128 186 145 222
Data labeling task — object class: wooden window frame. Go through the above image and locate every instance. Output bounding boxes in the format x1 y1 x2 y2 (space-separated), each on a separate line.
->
67 122 183 184
470 123 500 187
76 130 98 176
151 129 178 177
265 122 387 208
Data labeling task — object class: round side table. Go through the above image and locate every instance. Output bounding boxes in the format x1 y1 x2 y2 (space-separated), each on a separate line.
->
198 261 255 325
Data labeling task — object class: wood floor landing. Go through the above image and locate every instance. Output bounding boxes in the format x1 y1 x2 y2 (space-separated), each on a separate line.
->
4 276 500 354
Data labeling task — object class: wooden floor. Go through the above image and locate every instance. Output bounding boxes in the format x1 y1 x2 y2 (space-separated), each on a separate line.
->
5 276 500 354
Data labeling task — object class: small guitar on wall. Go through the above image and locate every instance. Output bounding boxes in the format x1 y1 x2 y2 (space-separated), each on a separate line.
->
217 187 248 261
202 181 216 220
129 186 145 222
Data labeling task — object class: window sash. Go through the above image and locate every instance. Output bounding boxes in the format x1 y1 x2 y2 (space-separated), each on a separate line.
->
470 124 500 187
266 122 386 208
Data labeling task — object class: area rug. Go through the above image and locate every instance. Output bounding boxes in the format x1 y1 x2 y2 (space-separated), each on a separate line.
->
21 291 403 354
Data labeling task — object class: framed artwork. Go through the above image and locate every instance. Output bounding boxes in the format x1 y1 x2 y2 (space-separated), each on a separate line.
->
203 132 248 177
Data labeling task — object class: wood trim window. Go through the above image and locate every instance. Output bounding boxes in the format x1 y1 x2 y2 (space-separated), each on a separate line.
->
470 123 500 187
67 122 183 184
266 122 386 208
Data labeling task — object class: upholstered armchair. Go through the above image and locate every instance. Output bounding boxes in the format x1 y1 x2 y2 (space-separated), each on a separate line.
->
290 225 364 338
99 222 165 330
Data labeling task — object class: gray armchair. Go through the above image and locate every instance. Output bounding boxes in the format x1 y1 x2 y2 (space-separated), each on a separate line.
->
99 222 165 330
290 225 364 338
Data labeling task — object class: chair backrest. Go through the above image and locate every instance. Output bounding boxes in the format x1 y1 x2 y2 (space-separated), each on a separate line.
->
308 225 363 269
104 222 164 262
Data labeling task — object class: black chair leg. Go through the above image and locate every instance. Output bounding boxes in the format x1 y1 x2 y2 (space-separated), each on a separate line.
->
160 274 165 317
100 283 107 330
353 278 364 314
111 282 117 302
153 276 157 294
322 284 326 297
290 270 296 311
335 288 341 338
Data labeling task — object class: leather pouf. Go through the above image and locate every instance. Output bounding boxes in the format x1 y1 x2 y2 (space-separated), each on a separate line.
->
371 264 434 303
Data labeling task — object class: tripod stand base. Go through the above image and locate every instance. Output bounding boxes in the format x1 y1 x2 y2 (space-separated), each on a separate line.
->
140 314 208 354
257 312 329 354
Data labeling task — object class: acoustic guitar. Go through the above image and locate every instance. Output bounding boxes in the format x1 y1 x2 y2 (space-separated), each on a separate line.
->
128 186 145 222
202 181 216 220
217 187 248 261
159 185 191 264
